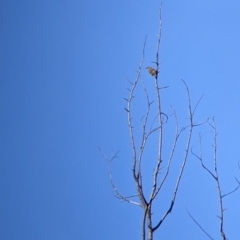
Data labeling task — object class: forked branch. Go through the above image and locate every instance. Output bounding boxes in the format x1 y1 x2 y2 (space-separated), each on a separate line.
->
191 118 240 240
97 146 141 207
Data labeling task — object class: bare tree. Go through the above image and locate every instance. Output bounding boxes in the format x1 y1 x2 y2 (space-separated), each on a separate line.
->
99 7 204 240
99 6 239 240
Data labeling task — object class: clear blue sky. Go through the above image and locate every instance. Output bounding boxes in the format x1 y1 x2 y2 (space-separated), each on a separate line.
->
1 1 240 239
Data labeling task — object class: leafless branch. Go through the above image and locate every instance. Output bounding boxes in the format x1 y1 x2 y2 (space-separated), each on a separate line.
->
153 106 180 198
125 35 149 215
152 80 197 231
191 118 240 240
222 179 240 198
97 146 141 207
191 132 216 179
148 3 163 209
185 204 214 240
192 94 204 115
138 76 152 174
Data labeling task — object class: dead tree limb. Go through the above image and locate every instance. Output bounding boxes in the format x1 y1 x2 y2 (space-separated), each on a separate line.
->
191 118 240 240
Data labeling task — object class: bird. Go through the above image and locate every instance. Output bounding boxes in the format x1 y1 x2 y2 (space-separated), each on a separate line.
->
146 66 157 77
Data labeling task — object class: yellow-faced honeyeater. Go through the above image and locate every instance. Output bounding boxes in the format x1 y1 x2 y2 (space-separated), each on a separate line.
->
146 67 157 77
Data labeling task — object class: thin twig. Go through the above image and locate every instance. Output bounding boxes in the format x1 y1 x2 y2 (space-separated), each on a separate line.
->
126 36 148 209
192 118 240 240
185 204 214 240
97 146 141 207
153 80 197 231
149 2 163 206
154 106 180 198
222 180 240 198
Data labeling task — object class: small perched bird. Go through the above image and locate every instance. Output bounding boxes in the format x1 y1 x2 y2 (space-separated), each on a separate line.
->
146 66 157 77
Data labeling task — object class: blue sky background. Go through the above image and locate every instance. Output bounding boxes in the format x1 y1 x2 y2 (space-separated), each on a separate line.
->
1 1 240 239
